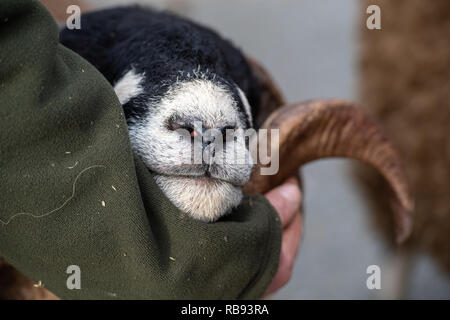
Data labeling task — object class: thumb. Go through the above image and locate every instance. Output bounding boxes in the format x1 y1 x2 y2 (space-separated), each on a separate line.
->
265 177 301 228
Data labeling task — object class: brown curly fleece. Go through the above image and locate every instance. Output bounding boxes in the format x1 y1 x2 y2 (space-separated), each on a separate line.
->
357 0 450 273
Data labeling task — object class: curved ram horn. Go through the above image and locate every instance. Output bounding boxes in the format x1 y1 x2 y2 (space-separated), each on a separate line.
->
243 99 414 243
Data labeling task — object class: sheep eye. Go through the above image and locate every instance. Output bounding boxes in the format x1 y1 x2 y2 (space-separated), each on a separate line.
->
180 125 195 137
167 120 196 138
166 115 182 131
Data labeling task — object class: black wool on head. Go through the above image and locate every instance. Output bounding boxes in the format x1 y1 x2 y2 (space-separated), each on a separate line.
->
59 6 261 125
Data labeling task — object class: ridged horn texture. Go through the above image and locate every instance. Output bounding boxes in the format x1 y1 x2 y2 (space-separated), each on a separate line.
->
243 99 414 243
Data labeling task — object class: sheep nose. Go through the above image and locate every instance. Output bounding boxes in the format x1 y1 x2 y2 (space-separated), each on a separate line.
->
202 125 236 148
201 129 218 149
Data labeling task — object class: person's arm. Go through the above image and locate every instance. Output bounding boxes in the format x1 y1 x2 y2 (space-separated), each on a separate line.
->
0 0 283 299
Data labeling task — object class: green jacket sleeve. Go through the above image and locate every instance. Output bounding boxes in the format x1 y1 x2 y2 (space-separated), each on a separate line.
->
0 0 281 299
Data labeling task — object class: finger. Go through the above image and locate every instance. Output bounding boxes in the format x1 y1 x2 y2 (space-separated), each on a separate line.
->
264 211 302 296
282 211 302 263
265 177 301 228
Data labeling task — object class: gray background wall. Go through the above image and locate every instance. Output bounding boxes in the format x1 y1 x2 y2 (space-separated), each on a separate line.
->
86 0 450 299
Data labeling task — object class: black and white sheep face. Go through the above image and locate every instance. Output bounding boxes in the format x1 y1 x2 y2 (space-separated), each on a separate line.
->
114 69 255 222
59 6 262 221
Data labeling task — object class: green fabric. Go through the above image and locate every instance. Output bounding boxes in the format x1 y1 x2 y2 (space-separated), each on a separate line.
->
0 0 281 299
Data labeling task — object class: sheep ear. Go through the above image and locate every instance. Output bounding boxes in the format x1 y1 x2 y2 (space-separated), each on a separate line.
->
246 57 285 127
243 99 414 243
113 69 145 105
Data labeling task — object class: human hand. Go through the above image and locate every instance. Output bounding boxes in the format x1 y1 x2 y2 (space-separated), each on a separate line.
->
263 177 303 297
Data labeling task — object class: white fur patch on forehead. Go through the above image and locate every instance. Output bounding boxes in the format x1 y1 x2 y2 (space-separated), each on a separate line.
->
237 87 253 127
113 68 144 105
157 79 246 128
